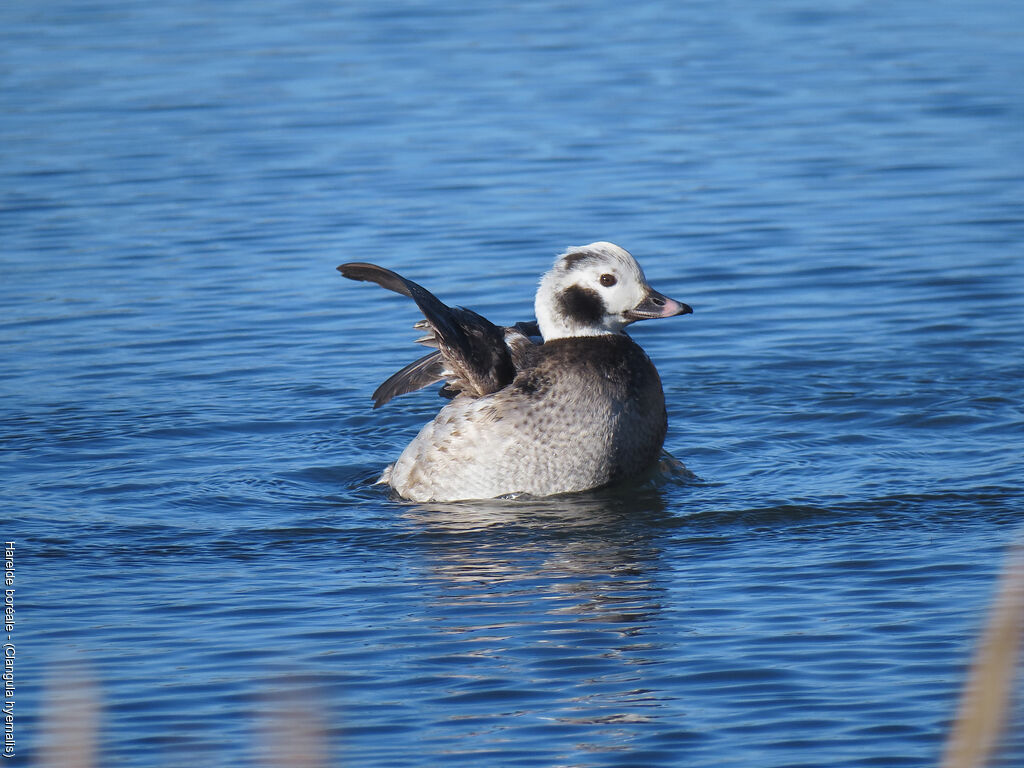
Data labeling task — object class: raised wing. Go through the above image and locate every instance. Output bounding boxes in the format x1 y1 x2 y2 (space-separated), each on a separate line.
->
338 262 536 408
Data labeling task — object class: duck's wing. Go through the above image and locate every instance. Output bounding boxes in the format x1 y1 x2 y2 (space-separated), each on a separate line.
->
339 262 537 408
370 318 540 408
369 349 447 409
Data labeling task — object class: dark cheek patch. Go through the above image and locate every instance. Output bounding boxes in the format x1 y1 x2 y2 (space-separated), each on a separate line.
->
557 285 605 326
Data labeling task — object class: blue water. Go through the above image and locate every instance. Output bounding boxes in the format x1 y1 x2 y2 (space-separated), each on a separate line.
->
3 0 1024 765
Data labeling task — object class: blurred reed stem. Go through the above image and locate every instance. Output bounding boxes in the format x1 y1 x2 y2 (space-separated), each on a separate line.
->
941 544 1024 768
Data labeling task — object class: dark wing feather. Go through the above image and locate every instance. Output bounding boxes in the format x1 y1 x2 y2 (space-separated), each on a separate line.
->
371 350 445 409
512 320 541 339
338 262 521 405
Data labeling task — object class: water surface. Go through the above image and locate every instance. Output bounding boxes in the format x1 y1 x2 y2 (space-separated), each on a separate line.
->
3 1 1023 766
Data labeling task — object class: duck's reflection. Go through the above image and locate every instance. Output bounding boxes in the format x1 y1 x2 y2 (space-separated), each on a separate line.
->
393 457 697 743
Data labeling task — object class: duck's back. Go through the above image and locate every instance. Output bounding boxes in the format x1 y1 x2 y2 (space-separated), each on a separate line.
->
385 334 667 502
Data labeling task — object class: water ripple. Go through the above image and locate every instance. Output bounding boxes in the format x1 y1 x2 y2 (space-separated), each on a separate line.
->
5 0 1024 766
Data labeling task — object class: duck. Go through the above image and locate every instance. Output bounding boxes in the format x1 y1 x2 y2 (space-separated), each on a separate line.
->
338 241 692 502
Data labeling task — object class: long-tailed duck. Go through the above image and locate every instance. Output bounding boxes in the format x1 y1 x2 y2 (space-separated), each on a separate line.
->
338 242 692 502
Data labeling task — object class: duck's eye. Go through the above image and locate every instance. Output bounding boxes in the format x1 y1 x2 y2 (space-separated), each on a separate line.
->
599 273 617 287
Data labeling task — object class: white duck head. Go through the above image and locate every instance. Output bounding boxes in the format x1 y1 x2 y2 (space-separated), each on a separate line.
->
534 242 692 341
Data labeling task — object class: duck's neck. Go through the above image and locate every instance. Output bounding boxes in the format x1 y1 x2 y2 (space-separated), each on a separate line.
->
535 299 626 341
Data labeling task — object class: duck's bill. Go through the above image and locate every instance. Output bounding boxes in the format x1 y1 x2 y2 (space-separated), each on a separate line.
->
624 289 693 321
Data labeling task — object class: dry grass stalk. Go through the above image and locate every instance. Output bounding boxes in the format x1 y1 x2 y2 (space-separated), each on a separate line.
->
36 669 99 768
941 544 1024 768
258 691 330 768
